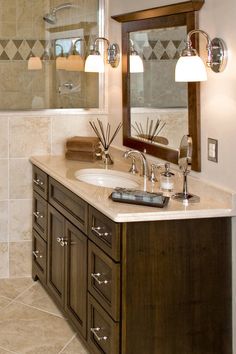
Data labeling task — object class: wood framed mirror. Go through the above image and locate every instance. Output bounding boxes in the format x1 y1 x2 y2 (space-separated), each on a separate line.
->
112 0 204 171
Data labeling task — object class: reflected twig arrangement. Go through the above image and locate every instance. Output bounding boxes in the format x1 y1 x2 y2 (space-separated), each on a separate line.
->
132 117 168 145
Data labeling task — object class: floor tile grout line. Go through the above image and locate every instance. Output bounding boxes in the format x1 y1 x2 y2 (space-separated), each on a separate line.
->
12 281 36 302
12 298 66 319
57 333 77 354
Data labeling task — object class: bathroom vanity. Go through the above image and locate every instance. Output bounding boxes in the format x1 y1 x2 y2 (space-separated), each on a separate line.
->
31 155 233 354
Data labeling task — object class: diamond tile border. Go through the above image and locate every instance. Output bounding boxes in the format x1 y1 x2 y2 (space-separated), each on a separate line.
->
0 39 50 61
135 39 185 61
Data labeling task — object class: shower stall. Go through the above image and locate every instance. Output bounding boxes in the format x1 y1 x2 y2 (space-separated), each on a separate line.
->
0 0 102 110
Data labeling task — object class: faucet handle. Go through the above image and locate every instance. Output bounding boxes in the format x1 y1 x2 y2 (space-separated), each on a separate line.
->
149 163 162 183
128 157 139 174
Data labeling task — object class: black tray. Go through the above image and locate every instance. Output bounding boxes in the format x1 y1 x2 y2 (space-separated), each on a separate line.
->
110 188 169 208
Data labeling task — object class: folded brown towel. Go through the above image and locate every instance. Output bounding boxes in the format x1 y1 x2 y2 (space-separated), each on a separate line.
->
66 136 100 152
65 149 101 162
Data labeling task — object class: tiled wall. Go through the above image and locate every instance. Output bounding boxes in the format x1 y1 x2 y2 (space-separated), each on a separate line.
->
0 0 99 110
0 113 108 278
130 26 187 108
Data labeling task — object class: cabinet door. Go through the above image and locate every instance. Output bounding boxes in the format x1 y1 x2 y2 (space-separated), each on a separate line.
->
65 220 87 339
47 205 65 307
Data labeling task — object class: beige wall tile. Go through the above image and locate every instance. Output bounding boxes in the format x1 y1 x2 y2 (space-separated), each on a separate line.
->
9 200 32 242
9 241 32 277
0 242 9 278
0 0 16 22
0 159 8 200
9 159 32 199
0 201 8 242
9 116 51 158
0 118 8 158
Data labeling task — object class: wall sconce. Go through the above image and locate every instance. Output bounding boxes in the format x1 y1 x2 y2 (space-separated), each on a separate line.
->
28 56 42 71
55 44 67 70
66 38 84 72
129 39 144 73
84 37 120 73
175 29 227 82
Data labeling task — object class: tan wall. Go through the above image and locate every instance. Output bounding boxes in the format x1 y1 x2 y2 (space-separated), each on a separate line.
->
0 112 108 278
0 0 99 109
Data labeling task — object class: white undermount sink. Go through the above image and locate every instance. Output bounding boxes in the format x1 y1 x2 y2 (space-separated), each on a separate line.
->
75 168 139 188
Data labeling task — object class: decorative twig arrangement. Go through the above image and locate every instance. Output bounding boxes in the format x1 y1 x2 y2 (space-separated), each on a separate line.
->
132 117 168 145
89 119 122 150
89 119 122 164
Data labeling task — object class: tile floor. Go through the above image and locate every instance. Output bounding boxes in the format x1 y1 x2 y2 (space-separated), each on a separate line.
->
0 277 90 354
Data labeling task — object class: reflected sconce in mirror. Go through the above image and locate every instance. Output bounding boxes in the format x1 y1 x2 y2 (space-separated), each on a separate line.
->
84 37 120 73
66 38 84 71
175 29 227 82
55 44 67 70
28 56 43 71
129 39 144 73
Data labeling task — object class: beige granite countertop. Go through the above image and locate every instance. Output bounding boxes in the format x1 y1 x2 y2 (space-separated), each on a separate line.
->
30 151 235 223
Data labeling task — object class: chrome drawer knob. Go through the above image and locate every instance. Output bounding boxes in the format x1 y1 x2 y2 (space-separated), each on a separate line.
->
33 250 43 258
33 211 44 219
91 226 109 237
90 327 108 341
33 178 44 186
91 272 109 285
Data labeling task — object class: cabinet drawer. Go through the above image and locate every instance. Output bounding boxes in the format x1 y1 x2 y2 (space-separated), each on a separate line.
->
88 206 121 261
87 294 120 354
88 241 120 321
49 177 88 234
32 166 48 199
32 230 47 284
33 192 47 241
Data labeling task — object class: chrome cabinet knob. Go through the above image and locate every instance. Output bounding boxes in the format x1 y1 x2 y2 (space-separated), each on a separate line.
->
56 237 68 247
91 226 109 237
91 272 109 285
90 327 108 341
33 250 43 258
33 178 44 186
33 211 44 219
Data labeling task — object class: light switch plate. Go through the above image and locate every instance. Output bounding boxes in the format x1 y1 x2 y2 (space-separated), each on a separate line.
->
208 138 218 162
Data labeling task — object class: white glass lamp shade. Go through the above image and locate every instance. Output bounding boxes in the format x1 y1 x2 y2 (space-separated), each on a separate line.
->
65 54 84 71
130 53 144 73
175 55 207 82
56 56 67 70
84 54 104 73
28 56 42 70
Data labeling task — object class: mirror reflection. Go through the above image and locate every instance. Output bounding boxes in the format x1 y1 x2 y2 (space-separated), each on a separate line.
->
0 0 101 110
130 26 188 150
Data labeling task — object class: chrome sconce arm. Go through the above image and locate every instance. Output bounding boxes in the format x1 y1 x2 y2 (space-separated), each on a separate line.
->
85 37 120 72
175 29 227 82
185 29 227 73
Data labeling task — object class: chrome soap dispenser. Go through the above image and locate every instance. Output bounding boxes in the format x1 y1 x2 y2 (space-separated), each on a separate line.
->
160 163 174 191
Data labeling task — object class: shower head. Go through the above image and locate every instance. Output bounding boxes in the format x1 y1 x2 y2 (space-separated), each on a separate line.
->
43 3 73 25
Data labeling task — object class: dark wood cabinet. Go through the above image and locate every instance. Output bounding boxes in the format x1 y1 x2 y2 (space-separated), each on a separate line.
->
32 165 232 354
65 220 87 338
47 205 65 307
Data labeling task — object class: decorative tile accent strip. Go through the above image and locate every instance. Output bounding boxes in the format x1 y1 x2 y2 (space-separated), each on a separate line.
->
135 39 186 61
0 37 93 61
0 39 49 61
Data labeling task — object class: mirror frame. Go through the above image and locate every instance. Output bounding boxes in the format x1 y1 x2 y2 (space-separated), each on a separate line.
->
112 0 204 171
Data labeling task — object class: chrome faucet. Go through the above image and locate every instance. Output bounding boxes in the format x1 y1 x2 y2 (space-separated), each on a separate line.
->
124 149 149 178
